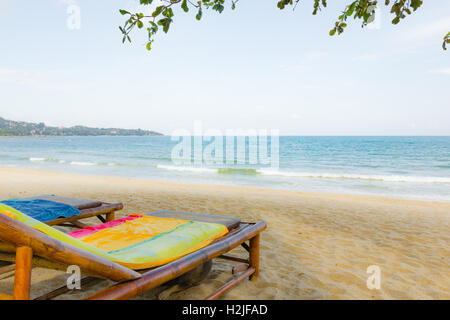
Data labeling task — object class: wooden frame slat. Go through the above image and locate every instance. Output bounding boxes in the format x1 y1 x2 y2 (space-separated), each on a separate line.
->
0 264 15 275
218 255 249 264
206 267 255 300
46 203 123 226
35 277 102 300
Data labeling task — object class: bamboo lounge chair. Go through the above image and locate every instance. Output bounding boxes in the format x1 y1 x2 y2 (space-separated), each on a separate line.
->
1 195 123 228
0 204 266 300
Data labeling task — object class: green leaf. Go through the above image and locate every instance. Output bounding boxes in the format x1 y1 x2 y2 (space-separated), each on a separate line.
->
181 0 189 12
158 18 172 33
137 20 143 29
410 0 423 11
146 42 151 51
196 8 202 20
152 6 164 17
329 28 336 36
119 9 130 15
346 1 356 16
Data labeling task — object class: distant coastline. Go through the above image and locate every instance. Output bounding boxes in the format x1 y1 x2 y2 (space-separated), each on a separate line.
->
0 116 163 137
0 135 166 138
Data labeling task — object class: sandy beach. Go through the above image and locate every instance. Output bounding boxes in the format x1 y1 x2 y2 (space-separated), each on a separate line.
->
0 167 448 300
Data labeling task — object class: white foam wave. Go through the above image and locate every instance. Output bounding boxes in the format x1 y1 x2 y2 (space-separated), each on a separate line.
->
70 161 97 166
29 157 61 163
155 165 450 183
257 169 450 183
156 164 216 173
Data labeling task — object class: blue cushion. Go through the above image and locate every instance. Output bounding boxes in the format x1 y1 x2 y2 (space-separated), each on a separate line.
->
0 199 80 223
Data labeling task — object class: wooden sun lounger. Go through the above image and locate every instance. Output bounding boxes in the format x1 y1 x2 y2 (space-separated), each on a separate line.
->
21 195 123 228
0 209 266 300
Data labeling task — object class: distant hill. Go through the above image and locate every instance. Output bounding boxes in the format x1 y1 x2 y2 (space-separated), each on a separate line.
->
0 117 163 137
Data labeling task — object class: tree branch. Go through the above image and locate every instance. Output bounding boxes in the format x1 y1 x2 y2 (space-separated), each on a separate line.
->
118 0 448 51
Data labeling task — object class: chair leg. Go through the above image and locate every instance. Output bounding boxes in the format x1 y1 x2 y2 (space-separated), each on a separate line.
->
249 234 260 281
106 211 115 222
13 246 33 300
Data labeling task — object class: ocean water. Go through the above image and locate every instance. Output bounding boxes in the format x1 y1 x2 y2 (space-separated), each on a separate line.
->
0 136 449 202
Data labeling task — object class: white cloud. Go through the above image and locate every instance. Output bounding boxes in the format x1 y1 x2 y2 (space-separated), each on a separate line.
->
408 121 417 129
429 68 450 75
0 67 87 90
405 17 450 41
354 52 384 62
56 0 77 5
279 51 329 72
280 64 306 72
304 51 329 60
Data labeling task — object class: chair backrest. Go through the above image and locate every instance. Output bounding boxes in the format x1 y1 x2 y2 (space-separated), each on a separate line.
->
0 204 140 282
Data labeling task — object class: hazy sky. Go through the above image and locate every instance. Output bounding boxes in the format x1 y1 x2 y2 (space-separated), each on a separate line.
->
0 0 449 135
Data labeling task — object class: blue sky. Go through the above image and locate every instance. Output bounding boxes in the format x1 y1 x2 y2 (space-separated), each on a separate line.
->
0 0 449 135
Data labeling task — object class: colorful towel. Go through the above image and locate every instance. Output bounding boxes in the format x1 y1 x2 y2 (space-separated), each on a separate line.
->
0 203 228 270
0 199 80 222
68 214 228 269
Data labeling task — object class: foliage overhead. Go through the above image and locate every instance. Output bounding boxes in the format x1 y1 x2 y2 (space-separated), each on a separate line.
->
119 0 449 51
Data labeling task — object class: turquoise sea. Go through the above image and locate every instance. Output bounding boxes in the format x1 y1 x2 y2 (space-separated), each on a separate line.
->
1 136 449 202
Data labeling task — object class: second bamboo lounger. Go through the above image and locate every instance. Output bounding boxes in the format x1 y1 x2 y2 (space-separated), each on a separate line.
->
1 195 123 228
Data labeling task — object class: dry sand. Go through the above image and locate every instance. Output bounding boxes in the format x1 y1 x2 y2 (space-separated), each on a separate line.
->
0 167 448 300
